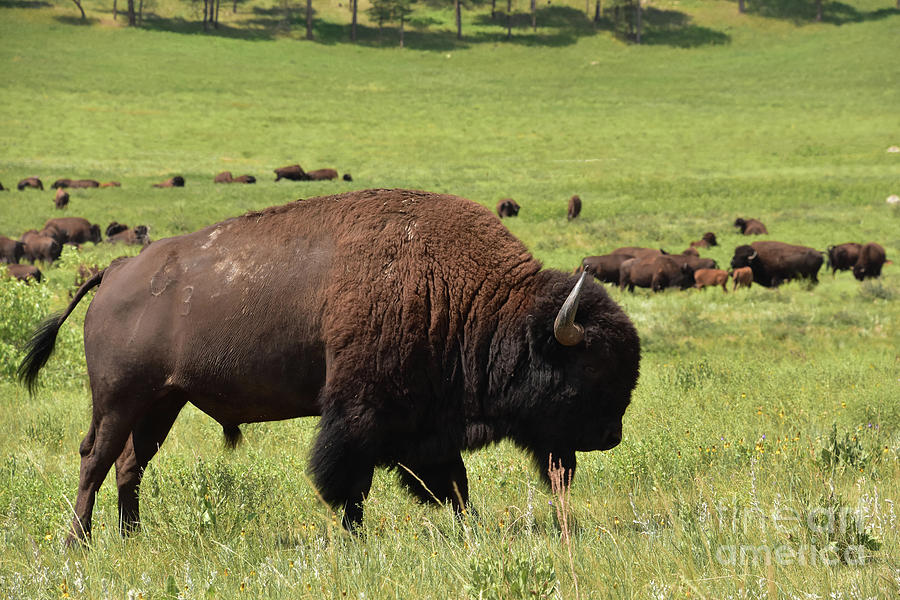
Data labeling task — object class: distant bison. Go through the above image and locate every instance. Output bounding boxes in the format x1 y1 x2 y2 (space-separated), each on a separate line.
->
690 232 718 248
581 254 630 285
681 247 700 257
232 175 256 184
730 266 753 290
100 181 122 188
108 225 151 247
5 264 42 283
852 243 887 281
1 236 25 264
826 243 862 276
609 247 664 259
17 177 43 191
20 231 62 265
343 173 353 182
619 254 695 293
730 241 823 287
274 164 306 181
567 195 582 221
496 198 520 218
106 222 129 237
18 188 640 543
306 169 338 181
734 218 768 235
52 179 100 189
215 172 256 184
55 188 70 210
0 181 6 191
153 176 185 188
44 217 102 246
693 268 729 292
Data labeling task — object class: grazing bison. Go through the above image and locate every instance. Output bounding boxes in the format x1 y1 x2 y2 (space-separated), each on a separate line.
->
153 176 185 188
826 243 862 276
18 188 640 544
730 241 823 287
44 217 102 246
496 198 520 218
731 266 753 290
17 177 44 191
20 231 62 265
581 254 631 285
1 236 25 264
734 218 768 235
694 268 729 292
619 254 695 293
5 264 42 283
852 243 887 281
274 164 306 181
0 181 6 191
343 173 353 182
690 232 718 249
567 195 582 221
306 168 338 181
55 188 70 210
108 225 151 246
100 181 122 188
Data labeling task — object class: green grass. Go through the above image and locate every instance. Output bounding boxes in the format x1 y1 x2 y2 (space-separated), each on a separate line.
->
1 1 899 597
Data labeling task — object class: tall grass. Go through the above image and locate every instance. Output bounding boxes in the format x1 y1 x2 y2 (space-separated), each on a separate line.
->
0 1 898 597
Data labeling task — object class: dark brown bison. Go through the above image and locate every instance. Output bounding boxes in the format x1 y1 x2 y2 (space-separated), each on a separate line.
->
1 236 25 264
0 181 6 191
581 254 630 285
5 264 42 283
53 179 100 189
681 247 700 257
232 175 256 184
730 241 823 287
44 217 102 246
694 268 729 292
609 247 665 259
306 168 338 181
108 225 151 246
619 254 695 292
690 232 718 248
826 243 862 276
214 171 234 183
679 254 718 271
19 188 641 544
100 181 122 188
153 176 185 188
496 198 520 218
852 243 887 281
567 195 582 221
54 188 70 209
343 173 353 182
731 266 753 290
274 164 306 181
18 177 44 191
106 222 129 237
734 218 768 235
20 231 62 265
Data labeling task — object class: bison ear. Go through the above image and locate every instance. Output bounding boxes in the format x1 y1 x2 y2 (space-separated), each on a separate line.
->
553 272 587 346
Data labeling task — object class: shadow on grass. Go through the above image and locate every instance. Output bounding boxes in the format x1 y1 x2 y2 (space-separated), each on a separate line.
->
0 0 52 6
737 0 899 25
641 8 731 47
53 15 101 26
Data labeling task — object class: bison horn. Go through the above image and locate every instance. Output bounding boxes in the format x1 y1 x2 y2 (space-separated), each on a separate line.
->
748 251 758 261
553 271 587 346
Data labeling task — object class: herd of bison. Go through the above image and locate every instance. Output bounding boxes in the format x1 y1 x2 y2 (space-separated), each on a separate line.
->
1 170 891 291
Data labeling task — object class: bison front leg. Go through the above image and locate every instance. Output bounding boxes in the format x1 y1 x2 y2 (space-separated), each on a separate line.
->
309 421 375 532
398 453 470 515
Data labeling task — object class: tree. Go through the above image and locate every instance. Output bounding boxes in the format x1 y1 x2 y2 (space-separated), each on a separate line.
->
394 0 417 47
70 0 86 19
351 0 358 41
505 0 512 39
738 0 745 13
367 0 393 40
306 0 314 39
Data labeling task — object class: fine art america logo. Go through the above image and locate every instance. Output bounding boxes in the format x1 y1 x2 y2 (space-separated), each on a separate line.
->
709 502 881 567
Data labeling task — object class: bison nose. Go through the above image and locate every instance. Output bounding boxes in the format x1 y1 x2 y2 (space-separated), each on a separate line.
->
599 424 622 450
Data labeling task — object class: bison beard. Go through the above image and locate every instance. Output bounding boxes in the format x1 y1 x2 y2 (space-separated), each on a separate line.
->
18 188 640 542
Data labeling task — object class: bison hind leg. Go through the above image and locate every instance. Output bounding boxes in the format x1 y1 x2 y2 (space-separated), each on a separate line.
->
397 454 469 514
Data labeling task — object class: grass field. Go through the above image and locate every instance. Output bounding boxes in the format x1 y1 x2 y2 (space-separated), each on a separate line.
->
1 0 899 597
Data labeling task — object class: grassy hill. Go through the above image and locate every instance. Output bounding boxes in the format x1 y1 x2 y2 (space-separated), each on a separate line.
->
0 1 898 597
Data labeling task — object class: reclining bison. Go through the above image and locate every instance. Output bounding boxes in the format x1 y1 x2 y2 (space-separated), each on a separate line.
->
17 177 43 191
108 225 151 246
214 172 257 184
730 241 823 287
690 232 718 249
734 218 768 235
496 198 520 218
51 179 100 189
6 264 42 283
153 176 185 188
274 165 338 182
18 188 641 544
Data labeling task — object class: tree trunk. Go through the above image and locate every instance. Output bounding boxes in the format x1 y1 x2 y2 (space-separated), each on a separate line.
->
815 0 822 21
738 0 745 13
635 0 641 43
113 0 117 21
215 0 220 28
71 0 86 19
594 0 600 25
306 0 313 39
455 0 462 39
350 0 357 41
138 0 142 24
506 0 511 39
234 0 237 13
585 0 589 18
127 0 135 25
531 0 536 31
491 0 496 19
399 14 405 47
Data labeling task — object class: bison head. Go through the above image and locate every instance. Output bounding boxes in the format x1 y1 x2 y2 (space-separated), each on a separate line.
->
730 245 758 269
89 225 102 244
702 232 718 246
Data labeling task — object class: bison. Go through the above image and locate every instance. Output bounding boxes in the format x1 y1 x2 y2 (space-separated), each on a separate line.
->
153 176 185 188
852 243 887 281
496 198 520 218
343 173 353 182
106 222 129 237
305 168 338 181
232 175 256 184
730 266 753 290
567 195 582 221
0 181 6 191
100 181 122 188
19 189 641 544
734 218 768 235
681 247 700 257
1 236 25 264
108 225 151 246
826 243 862 276
690 232 718 249
730 241 823 287
693 268 729 292
55 188 70 210
581 254 631 285
53 179 100 189
17 177 44 191
5 264 42 283
274 164 306 181
214 171 234 183
619 254 695 293
609 247 665 259
44 217 102 246
20 231 62 265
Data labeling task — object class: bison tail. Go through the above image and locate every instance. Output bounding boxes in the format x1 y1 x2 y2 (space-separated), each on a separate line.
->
17 268 105 395
223 424 243 449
